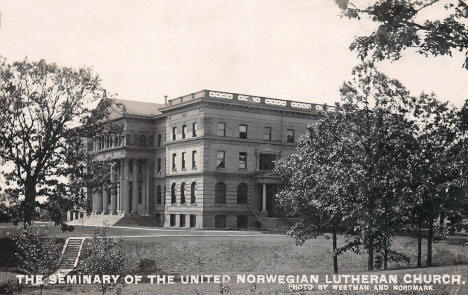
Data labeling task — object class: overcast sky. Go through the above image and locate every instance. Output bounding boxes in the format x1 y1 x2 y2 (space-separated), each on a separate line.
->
0 0 466 107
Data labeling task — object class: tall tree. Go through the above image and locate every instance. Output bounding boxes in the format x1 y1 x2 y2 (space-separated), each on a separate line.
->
339 0 468 69
275 108 359 274
0 57 118 226
276 63 416 271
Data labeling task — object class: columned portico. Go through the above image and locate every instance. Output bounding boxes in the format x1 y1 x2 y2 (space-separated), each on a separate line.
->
256 174 281 218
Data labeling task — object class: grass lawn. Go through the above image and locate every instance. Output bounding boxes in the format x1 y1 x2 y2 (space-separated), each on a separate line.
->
1 223 467 294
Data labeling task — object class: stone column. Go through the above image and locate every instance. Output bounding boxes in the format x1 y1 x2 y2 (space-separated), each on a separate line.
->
261 183 268 216
103 187 109 214
132 159 138 213
122 159 130 214
67 211 71 221
110 163 117 214
95 191 102 214
145 160 150 216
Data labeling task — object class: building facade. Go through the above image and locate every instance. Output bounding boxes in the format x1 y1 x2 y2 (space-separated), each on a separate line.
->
74 90 328 229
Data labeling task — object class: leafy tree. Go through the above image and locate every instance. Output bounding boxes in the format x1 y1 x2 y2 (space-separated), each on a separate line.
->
13 227 62 295
275 108 359 274
77 227 139 295
410 93 461 266
337 0 468 69
277 63 416 271
0 57 120 227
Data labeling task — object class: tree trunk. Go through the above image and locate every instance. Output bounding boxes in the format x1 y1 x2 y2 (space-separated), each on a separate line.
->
22 181 37 227
367 197 375 271
427 220 433 267
417 219 422 268
333 230 338 274
383 237 388 270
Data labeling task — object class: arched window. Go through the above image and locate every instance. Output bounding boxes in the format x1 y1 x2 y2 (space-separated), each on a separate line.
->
140 134 147 147
191 182 196 204
171 183 176 204
237 183 248 204
215 182 226 204
181 182 186 204
156 185 162 204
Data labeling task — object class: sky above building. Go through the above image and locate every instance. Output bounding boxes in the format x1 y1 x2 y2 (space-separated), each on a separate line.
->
0 0 466 106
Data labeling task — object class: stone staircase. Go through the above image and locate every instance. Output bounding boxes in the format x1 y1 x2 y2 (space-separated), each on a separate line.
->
57 237 86 272
251 210 297 232
67 214 123 226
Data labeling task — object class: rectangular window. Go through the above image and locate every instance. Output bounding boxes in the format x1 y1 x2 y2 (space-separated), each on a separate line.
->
215 215 226 228
239 152 247 169
192 122 198 137
157 134 162 147
181 152 186 170
182 125 187 139
239 124 248 139
190 215 196 228
170 214 176 227
237 215 248 229
157 158 161 174
172 127 177 141
172 153 177 171
217 151 225 168
286 129 295 143
217 122 226 137
180 214 186 227
264 127 272 141
192 150 197 169
259 154 276 171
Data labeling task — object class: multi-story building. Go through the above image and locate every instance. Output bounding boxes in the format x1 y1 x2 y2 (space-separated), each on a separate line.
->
69 90 329 229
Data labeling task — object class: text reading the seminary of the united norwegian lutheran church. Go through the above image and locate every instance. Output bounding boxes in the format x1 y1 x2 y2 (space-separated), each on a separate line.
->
17 273 465 292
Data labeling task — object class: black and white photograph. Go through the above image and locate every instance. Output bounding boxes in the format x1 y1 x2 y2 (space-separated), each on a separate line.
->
0 0 467 294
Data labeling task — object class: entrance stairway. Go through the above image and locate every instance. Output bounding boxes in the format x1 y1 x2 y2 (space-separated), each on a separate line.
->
67 214 123 226
251 210 297 232
57 237 86 273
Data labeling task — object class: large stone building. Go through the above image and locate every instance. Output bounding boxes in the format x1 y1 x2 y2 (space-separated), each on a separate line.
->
69 90 328 229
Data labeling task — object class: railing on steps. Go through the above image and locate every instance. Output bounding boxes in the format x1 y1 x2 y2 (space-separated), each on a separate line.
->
251 210 268 230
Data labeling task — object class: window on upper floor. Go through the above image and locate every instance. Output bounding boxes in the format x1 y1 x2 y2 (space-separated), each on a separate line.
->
157 158 162 175
192 150 197 169
192 122 198 137
139 135 147 147
286 129 295 143
239 152 247 169
171 183 176 204
148 135 154 147
264 127 272 141
217 122 226 137
237 183 248 204
172 127 177 140
182 125 187 139
215 182 226 204
181 182 186 204
259 154 276 171
156 185 162 204
172 153 177 171
182 152 186 170
157 134 162 147
191 182 196 204
239 124 248 139
217 151 225 168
